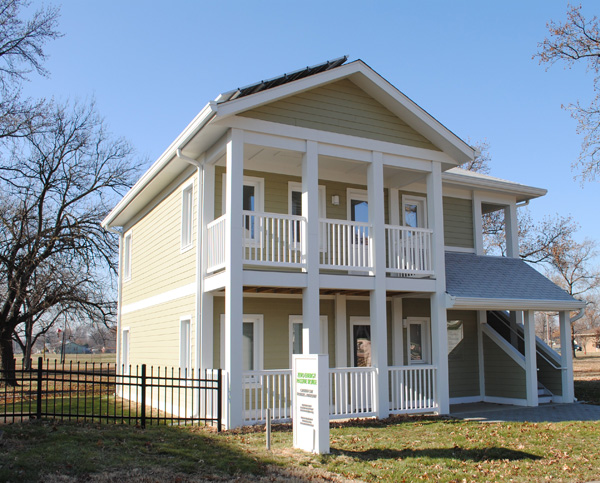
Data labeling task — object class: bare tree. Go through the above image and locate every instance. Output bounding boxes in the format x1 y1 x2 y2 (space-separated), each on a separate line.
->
0 101 138 383
536 4 600 181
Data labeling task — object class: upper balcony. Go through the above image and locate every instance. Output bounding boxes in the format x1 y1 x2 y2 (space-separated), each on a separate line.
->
206 210 434 277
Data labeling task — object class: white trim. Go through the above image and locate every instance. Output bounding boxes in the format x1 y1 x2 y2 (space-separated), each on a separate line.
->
179 316 192 375
483 396 528 406
402 195 427 229
346 188 369 222
122 282 196 314
405 317 431 365
220 314 264 372
221 174 265 217
481 324 525 369
444 246 476 253
288 182 326 218
450 396 483 405
288 315 328 367
123 231 132 282
448 296 585 311
443 170 546 201
349 316 371 367
180 180 194 252
121 327 130 375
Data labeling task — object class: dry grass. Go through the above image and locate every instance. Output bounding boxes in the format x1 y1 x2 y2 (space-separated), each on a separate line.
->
573 352 600 405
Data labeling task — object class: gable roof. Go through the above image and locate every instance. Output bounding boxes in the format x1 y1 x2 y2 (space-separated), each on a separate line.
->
445 252 585 311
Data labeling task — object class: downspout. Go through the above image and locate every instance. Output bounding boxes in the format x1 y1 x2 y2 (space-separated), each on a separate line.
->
516 200 530 208
570 307 585 324
107 226 124 377
176 149 205 374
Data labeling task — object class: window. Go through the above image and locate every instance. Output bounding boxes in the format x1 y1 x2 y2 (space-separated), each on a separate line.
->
220 314 263 372
180 317 191 376
402 195 427 229
288 182 326 245
406 317 431 365
221 175 264 241
181 183 194 250
350 317 371 367
122 328 130 375
289 315 328 367
123 232 132 281
347 189 369 224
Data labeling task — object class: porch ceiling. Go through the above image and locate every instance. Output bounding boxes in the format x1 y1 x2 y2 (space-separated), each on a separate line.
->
242 286 412 297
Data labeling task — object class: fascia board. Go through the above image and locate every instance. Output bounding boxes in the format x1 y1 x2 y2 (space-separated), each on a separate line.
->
449 296 585 311
101 102 218 229
442 172 547 201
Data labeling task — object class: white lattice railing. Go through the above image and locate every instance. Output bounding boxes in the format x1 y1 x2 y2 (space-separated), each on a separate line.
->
319 219 372 271
206 215 227 273
388 365 437 414
242 211 305 268
329 367 376 419
385 225 434 276
242 370 292 424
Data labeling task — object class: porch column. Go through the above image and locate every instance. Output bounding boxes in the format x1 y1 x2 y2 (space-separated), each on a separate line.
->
559 311 575 402
504 203 519 259
427 161 449 414
524 310 538 406
392 296 403 366
302 140 320 353
335 294 347 367
224 129 244 428
368 151 389 418
200 162 215 371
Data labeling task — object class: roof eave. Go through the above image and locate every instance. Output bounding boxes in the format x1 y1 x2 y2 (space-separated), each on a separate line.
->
442 171 547 202
448 296 585 311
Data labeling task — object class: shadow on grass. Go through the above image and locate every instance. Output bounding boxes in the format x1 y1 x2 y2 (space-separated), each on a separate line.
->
575 380 600 405
331 446 541 462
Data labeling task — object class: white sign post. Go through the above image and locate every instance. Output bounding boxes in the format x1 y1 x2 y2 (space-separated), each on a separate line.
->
292 354 329 454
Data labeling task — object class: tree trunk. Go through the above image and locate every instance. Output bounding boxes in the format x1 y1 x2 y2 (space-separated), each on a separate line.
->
0 333 18 386
571 325 577 359
22 317 33 370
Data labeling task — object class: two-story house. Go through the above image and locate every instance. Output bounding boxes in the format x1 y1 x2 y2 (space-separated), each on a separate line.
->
102 57 584 430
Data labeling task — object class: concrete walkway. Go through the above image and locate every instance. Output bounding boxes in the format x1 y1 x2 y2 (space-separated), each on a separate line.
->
450 402 600 422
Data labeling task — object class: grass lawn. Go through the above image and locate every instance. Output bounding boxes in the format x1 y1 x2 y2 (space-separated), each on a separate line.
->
1 416 599 482
573 352 600 404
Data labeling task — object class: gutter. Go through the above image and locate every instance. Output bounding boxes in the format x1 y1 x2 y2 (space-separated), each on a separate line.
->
570 307 585 324
101 101 218 229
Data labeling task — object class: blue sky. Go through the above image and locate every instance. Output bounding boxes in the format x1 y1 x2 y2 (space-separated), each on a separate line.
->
23 1 598 244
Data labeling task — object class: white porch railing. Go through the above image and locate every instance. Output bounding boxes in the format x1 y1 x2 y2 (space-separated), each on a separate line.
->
242 370 292 424
385 225 434 276
329 367 376 419
388 365 437 414
319 219 372 272
242 211 305 268
206 215 227 273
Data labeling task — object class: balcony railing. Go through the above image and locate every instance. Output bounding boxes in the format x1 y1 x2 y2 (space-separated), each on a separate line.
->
385 225 434 277
206 212 434 277
388 365 437 414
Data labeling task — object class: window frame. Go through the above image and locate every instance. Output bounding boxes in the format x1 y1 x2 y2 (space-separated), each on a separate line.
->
402 195 428 229
405 317 431 365
349 316 371 367
179 316 192 376
121 327 130 375
288 315 328 368
123 232 132 282
180 181 194 252
219 314 264 373
346 188 369 223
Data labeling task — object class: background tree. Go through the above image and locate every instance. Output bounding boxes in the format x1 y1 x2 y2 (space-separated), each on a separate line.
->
536 4 600 181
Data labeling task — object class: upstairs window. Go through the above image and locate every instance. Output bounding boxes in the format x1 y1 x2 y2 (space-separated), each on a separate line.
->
123 232 132 281
402 195 427 229
181 183 194 250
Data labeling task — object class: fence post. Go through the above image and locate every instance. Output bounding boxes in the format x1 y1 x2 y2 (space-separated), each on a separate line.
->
140 364 147 429
216 369 222 433
36 357 43 420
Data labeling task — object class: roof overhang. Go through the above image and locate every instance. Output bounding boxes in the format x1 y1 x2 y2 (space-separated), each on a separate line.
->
447 295 585 311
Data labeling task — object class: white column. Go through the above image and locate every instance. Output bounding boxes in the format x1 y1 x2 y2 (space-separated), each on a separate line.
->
524 310 538 406
334 294 347 367
476 310 486 399
224 129 244 428
472 191 484 256
392 296 403 366
302 140 320 354
559 311 575 402
427 161 449 414
504 203 519 259
200 162 215 371
368 151 389 418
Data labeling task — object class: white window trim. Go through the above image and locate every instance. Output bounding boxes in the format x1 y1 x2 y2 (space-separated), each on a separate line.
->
123 232 132 282
405 317 431 365
180 181 194 253
349 316 371 367
346 188 369 222
179 316 192 376
121 327 130 375
221 174 265 215
287 182 326 218
402 195 428 228
220 314 264 372
288 315 328 368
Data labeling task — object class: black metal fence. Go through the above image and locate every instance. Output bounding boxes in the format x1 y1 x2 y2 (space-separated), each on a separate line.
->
0 357 222 430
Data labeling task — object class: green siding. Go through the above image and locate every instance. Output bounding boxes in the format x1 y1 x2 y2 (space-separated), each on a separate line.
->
483 334 526 400
537 353 563 396
443 197 474 249
447 310 480 398
239 79 440 151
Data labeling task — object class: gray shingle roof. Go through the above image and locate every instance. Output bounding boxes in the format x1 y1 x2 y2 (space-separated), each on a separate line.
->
445 252 578 303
